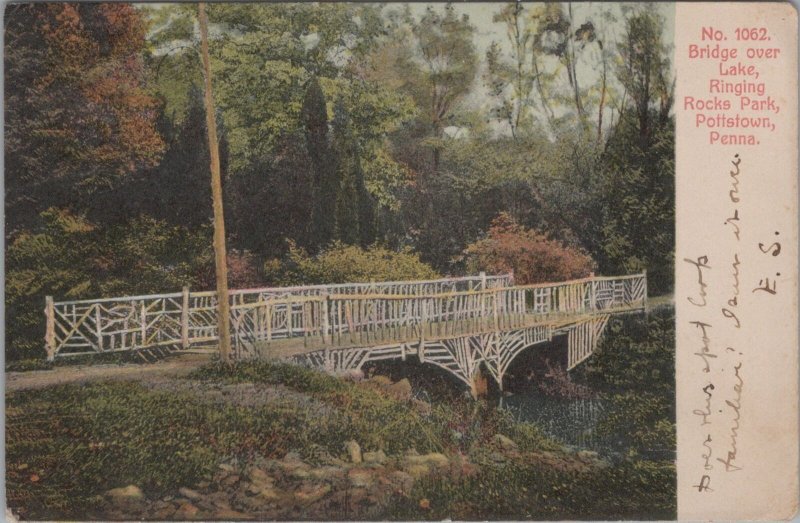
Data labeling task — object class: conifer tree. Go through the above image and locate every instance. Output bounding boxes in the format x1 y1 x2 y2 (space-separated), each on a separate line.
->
301 77 338 250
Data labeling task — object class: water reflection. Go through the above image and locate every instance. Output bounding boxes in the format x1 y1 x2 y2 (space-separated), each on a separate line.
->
501 390 611 454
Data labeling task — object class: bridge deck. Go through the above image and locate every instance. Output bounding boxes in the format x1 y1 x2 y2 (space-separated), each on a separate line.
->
247 305 640 360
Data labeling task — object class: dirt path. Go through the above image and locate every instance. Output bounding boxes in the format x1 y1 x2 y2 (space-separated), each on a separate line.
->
5 352 213 393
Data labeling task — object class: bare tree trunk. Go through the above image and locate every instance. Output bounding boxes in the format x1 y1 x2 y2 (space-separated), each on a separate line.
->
597 58 607 142
198 3 232 363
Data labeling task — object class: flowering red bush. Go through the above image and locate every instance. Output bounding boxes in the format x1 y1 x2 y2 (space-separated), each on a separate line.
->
196 249 262 290
465 213 596 284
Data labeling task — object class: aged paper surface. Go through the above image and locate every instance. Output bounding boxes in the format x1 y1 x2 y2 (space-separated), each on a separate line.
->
676 2 798 520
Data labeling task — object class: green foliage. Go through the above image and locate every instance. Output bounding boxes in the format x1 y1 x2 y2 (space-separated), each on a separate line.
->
581 306 675 396
465 213 596 284
576 306 676 456
7 382 220 519
6 210 212 360
594 6 675 295
267 242 439 286
388 457 675 520
5 359 54 372
303 77 338 249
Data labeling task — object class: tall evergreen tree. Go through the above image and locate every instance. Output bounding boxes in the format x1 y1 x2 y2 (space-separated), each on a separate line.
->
301 77 339 250
149 85 215 227
332 100 376 247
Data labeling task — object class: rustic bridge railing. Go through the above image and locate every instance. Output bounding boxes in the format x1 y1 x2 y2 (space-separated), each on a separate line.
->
229 273 647 359
44 273 512 359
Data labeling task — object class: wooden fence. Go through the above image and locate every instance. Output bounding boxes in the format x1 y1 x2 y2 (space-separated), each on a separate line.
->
44 273 512 359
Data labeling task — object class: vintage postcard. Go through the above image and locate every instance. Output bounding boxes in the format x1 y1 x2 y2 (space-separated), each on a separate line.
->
3 2 797 521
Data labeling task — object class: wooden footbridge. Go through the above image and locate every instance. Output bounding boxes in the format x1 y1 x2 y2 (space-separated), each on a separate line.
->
45 272 646 392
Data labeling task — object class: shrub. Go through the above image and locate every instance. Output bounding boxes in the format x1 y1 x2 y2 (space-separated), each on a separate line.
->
195 249 262 291
266 241 439 286
5 209 212 361
575 306 675 456
464 213 596 284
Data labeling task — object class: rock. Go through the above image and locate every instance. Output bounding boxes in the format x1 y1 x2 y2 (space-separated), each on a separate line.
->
388 470 414 492
294 482 331 504
404 463 430 478
178 487 202 500
310 466 345 481
340 368 365 381
493 434 519 451
213 508 252 520
206 491 232 509
347 468 374 488
370 375 393 386
211 508 253 521
283 451 302 462
153 506 176 519
576 450 608 468
248 467 272 484
173 501 200 520
105 485 144 501
405 452 449 468
363 450 387 464
288 467 310 479
386 378 413 400
345 440 362 463
279 453 310 477
221 474 241 488
256 487 281 501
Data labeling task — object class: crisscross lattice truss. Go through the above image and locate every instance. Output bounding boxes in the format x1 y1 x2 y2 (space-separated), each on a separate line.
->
46 272 645 389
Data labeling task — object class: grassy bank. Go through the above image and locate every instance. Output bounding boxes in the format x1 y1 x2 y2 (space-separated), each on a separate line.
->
7 360 674 520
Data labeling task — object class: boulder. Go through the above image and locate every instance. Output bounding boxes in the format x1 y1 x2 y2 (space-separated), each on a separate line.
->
173 501 200 520
388 470 414 492
405 452 449 469
105 485 144 502
386 378 413 400
345 440 362 463
363 450 387 464
347 468 374 488
404 463 430 478
493 434 519 451
213 508 252 520
340 368 365 382
221 474 241 487
247 467 273 487
178 487 202 501
310 466 345 482
370 375 393 386
294 482 331 504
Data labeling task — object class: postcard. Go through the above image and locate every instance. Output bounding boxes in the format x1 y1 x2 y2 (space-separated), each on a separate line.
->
3 2 797 521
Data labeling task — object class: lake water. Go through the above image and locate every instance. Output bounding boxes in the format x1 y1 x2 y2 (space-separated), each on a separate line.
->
501 390 612 454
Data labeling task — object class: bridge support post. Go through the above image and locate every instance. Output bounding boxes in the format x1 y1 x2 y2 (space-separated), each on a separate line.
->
470 366 489 399
44 296 55 361
181 286 191 350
